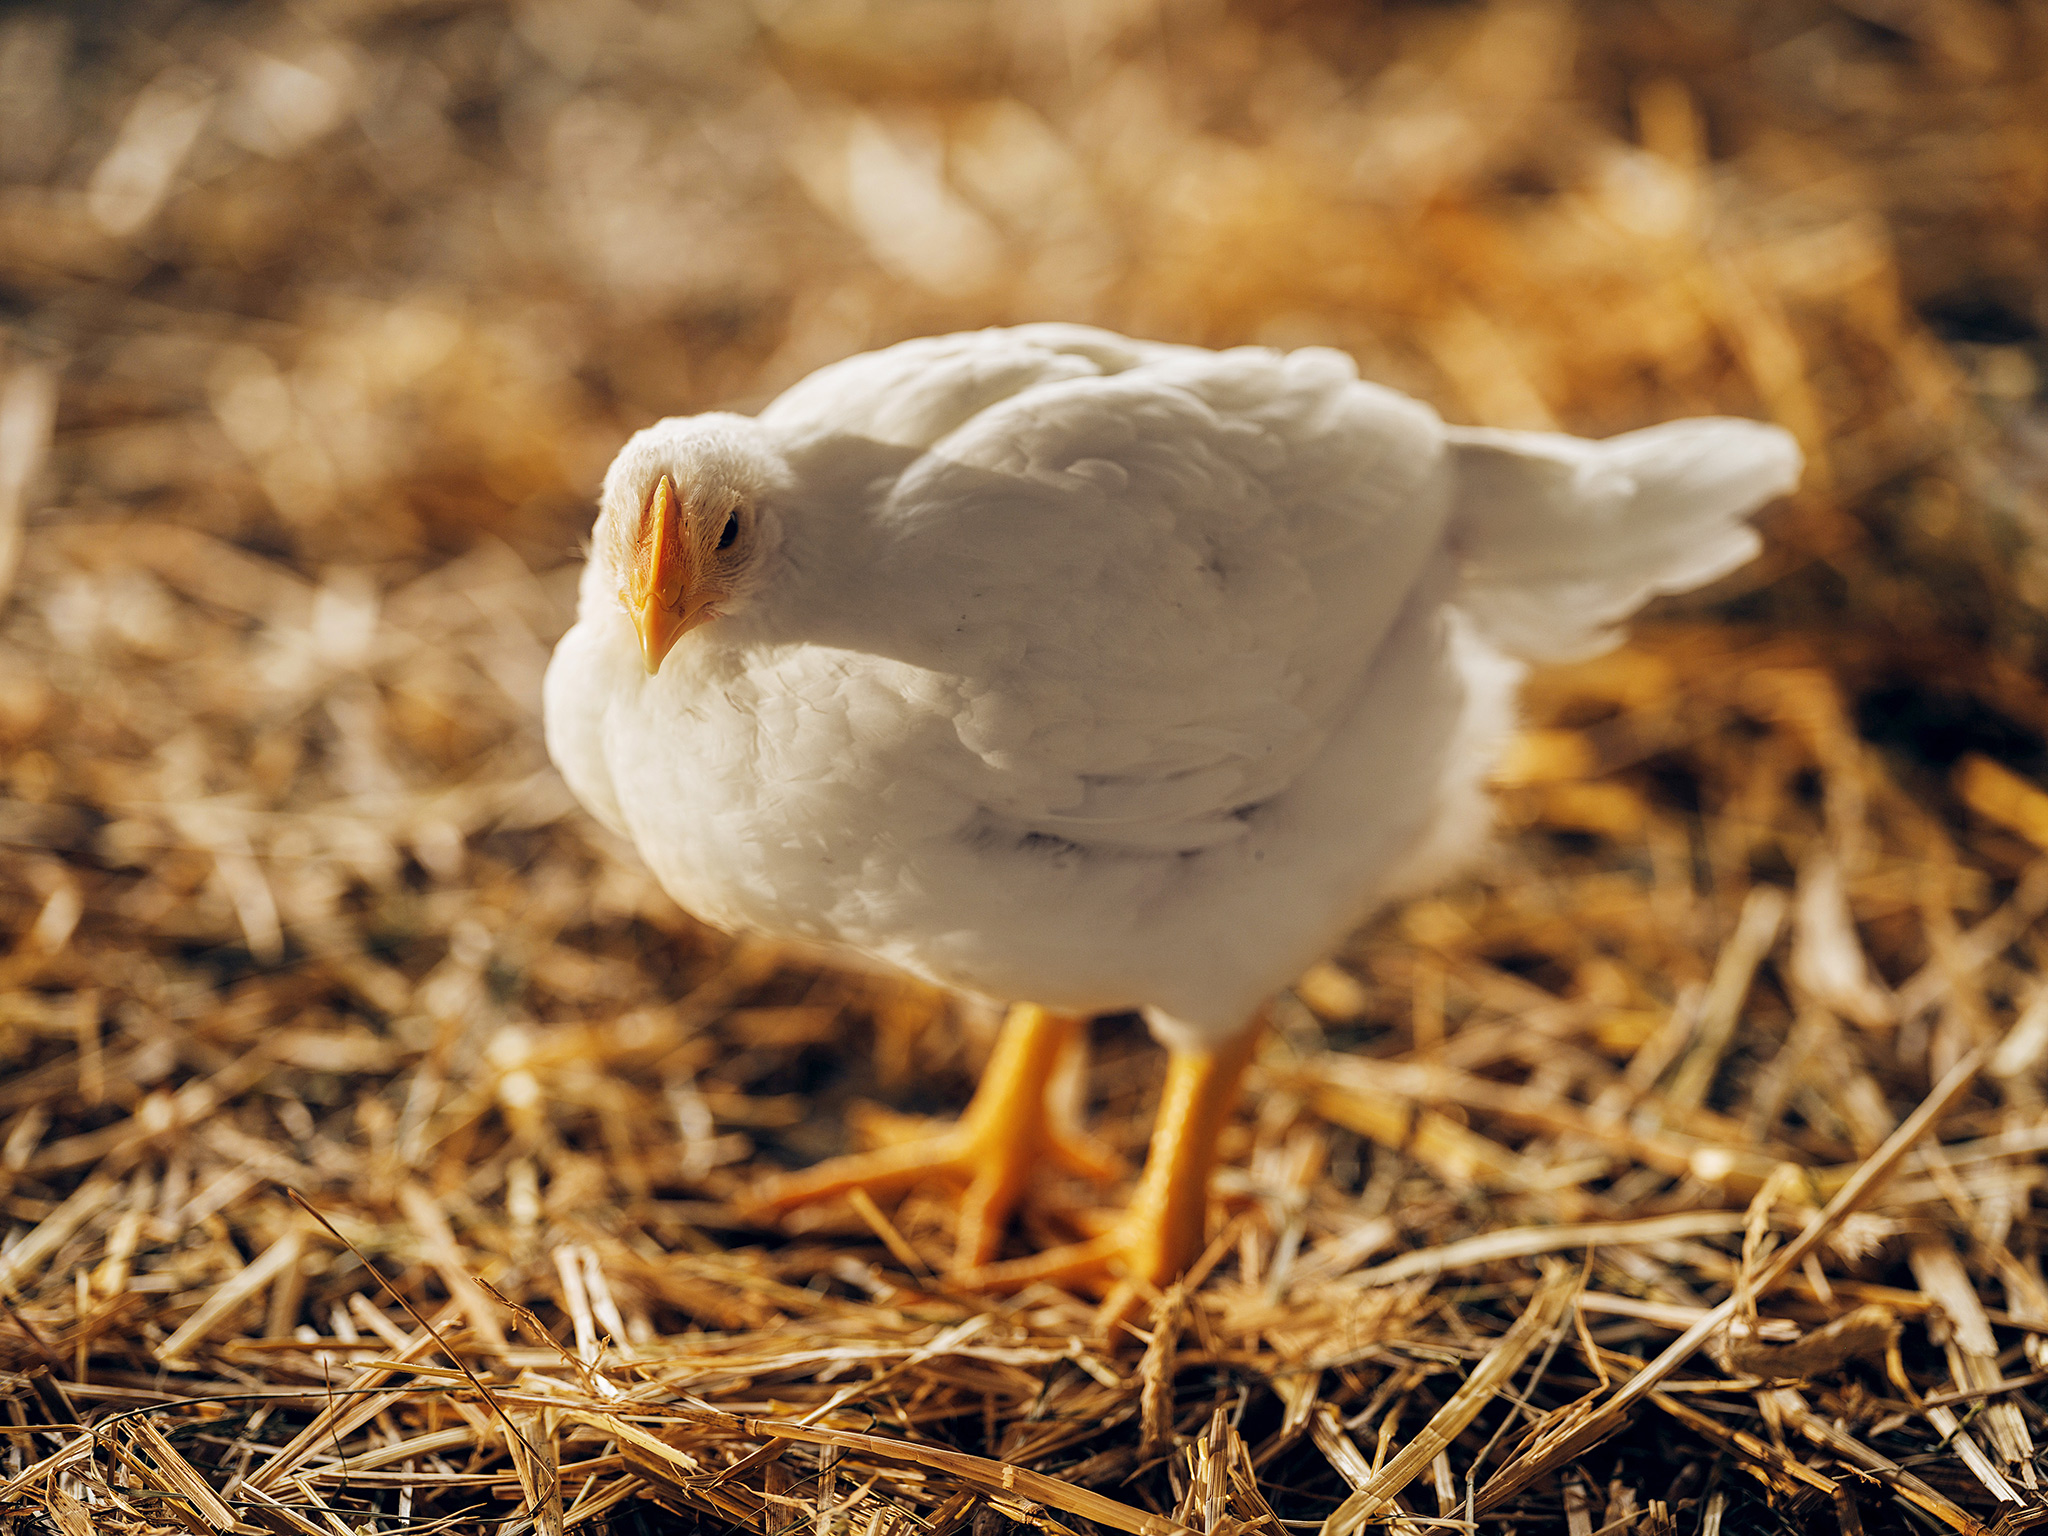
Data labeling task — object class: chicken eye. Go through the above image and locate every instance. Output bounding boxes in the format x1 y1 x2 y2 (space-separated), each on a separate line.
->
717 510 739 550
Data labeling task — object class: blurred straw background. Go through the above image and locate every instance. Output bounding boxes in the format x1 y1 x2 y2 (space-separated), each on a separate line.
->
5 2 2048 1533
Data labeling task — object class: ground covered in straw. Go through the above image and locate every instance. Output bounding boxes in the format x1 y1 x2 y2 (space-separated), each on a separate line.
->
5 2 2048 1533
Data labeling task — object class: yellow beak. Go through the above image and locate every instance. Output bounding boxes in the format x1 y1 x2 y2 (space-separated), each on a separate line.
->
634 590 691 674
629 474 718 674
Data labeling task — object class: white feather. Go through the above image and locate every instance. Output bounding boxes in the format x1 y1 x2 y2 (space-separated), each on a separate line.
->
1447 418 1800 661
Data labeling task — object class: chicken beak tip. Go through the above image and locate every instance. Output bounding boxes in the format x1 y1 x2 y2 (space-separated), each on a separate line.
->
634 595 689 674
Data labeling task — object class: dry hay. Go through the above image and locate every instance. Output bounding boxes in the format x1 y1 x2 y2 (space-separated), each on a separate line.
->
5 1 2048 1533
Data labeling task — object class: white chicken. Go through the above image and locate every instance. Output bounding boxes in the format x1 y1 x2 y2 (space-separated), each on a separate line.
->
544 324 1800 1324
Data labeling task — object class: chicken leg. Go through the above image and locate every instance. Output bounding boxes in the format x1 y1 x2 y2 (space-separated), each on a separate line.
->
744 1003 1124 1269
959 1017 1262 1333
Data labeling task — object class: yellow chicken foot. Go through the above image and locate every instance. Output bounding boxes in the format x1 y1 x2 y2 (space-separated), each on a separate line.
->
744 1003 1124 1269
958 1016 1263 1338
